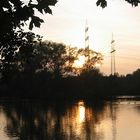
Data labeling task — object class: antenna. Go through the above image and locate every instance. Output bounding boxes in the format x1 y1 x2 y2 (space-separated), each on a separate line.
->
85 20 90 61
110 33 116 75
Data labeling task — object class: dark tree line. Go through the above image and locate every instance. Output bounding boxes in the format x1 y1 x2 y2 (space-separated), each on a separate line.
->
0 35 140 99
0 30 140 98
0 0 140 99
0 33 104 98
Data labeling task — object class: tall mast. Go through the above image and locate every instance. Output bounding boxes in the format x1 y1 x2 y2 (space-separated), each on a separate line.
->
110 33 116 75
85 20 90 61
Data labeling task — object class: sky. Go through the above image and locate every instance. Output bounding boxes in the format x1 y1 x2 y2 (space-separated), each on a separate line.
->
30 0 140 75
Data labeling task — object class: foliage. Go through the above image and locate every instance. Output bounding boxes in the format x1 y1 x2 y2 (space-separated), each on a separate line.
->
33 41 78 78
0 31 41 82
0 35 103 83
96 0 140 8
80 68 103 78
0 0 57 36
76 47 103 74
16 32 41 74
0 0 57 82
27 41 102 78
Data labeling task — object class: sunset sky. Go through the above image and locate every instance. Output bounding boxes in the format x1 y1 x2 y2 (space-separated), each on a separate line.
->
30 0 140 75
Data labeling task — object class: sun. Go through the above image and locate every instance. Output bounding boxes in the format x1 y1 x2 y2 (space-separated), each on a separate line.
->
74 55 85 68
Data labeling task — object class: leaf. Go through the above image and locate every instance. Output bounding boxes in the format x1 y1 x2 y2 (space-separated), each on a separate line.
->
96 0 107 8
125 0 139 7
44 7 52 14
36 0 57 14
1 0 11 8
30 16 44 29
36 0 57 6
37 7 43 13
29 20 33 30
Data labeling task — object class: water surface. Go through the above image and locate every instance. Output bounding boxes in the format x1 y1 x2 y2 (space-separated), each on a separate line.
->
0 98 140 140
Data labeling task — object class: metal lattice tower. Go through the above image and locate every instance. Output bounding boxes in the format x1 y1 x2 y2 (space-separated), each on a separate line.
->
85 22 90 60
110 33 116 75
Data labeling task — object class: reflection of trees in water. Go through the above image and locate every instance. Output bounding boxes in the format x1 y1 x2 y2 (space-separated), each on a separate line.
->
0 100 117 140
136 105 140 113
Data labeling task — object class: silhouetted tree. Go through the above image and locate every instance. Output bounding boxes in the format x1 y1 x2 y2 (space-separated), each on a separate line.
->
0 0 57 36
77 48 103 74
0 31 41 82
0 0 57 81
0 30 24 82
16 32 42 74
36 41 77 79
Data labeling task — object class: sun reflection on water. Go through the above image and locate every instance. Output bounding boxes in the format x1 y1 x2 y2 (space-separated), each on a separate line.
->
78 101 85 123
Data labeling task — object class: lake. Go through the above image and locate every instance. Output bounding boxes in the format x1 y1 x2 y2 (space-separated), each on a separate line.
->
0 97 140 140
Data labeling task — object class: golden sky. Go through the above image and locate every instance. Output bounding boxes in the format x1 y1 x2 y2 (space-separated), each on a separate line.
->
31 0 140 75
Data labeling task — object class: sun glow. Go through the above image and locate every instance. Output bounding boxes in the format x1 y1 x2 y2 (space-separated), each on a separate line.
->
32 0 140 74
78 101 85 123
74 55 85 68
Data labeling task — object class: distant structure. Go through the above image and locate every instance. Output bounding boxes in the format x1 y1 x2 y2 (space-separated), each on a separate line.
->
85 21 90 60
110 33 116 75
85 22 89 49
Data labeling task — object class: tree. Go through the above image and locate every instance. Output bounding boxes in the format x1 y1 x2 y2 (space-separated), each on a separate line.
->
77 47 103 74
0 0 57 67
96 0 140 8
0 31 42 82
16 32 41 74
24 41 103 79
0 0 57 82
36 41 77 78
0 30 24 82
0 0 57 36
